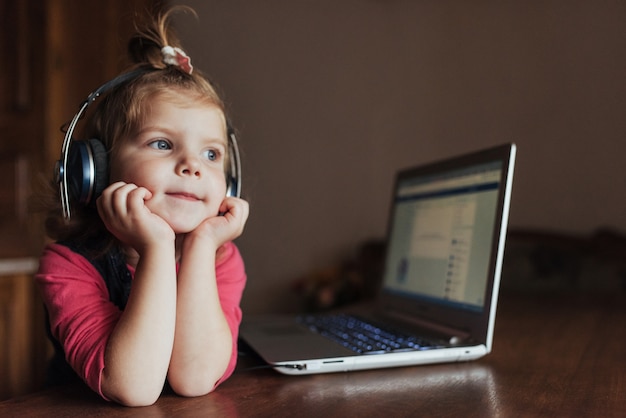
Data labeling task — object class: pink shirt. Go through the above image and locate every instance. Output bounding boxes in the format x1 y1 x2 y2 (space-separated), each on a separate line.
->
35 241 246 399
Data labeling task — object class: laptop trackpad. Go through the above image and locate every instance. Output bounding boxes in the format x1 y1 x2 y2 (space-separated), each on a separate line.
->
240 315 357 362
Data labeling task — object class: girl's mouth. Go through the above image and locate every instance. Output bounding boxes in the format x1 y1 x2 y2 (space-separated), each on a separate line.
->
167 192 201 201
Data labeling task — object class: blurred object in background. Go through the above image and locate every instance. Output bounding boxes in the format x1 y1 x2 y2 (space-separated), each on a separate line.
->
292 239 386 312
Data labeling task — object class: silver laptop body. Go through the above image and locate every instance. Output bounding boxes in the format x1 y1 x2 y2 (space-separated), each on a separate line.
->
240 143 517 375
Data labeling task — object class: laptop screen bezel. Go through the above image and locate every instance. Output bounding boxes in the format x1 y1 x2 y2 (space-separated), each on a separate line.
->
376 143 516 346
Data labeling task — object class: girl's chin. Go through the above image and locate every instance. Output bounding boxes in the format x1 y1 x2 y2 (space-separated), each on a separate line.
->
149 206 218 234
166 218 206 234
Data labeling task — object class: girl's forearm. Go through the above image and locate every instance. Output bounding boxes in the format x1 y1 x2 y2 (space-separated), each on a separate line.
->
101 244 178 406
167 237 232 396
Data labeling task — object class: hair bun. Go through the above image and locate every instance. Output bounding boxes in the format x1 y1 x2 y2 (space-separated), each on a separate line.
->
127 35 162 66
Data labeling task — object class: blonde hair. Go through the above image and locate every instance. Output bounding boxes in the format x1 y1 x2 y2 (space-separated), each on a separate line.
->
45 6 229 243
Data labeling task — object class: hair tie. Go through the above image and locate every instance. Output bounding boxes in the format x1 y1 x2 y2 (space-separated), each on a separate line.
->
161 46 193 74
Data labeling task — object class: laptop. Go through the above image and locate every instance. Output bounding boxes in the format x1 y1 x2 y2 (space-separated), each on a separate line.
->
240 143 516 375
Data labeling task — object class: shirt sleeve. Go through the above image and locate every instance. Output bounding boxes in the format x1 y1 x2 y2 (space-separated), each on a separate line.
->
35 243 121 398
213 241 247 387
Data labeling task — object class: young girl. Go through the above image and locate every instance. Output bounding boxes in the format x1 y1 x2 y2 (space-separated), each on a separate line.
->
35 7 249 407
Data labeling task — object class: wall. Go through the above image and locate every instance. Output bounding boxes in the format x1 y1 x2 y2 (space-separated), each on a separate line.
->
170 0 626 313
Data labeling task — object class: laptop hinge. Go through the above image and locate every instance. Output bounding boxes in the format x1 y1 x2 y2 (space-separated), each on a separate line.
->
383 309 471 344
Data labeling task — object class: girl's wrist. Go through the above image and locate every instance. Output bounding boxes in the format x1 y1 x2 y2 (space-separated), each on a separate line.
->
134 238 176 261
181 232 220 255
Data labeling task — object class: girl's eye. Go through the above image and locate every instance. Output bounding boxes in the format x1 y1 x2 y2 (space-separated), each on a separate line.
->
149 139 171 150
203 149 219 161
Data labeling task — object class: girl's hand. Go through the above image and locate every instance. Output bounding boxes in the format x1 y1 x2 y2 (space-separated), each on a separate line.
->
97 182 175 252
186 197 249 249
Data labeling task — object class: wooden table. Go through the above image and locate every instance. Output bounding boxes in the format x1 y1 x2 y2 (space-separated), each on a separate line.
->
1 293 625 417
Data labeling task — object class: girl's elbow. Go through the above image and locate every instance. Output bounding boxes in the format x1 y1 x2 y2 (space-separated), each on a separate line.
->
102 374 164 407
169 373 219 398
171 380 216 398
173 385 215 399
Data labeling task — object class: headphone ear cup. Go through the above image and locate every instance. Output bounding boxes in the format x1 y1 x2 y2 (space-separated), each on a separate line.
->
87 138 109 203
225 128 241 198
66 138 109 207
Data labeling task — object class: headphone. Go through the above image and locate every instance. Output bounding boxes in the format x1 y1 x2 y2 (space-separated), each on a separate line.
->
56 67 242 220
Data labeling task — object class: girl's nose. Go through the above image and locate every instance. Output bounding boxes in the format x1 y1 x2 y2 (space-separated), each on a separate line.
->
177 155 202 177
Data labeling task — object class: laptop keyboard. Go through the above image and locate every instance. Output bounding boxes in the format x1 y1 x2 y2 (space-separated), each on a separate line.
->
297 313 441 354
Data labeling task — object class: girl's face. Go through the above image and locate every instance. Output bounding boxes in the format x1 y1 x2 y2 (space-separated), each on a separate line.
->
109 93 228 234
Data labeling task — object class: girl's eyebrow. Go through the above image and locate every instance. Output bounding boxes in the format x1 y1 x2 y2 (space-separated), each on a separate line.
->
206 137 228 146
131 125 166 140
135 125 228 145
135 125 172 136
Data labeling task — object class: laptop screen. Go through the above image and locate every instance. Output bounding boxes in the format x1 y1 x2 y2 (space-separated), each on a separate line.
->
381 161 503 313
